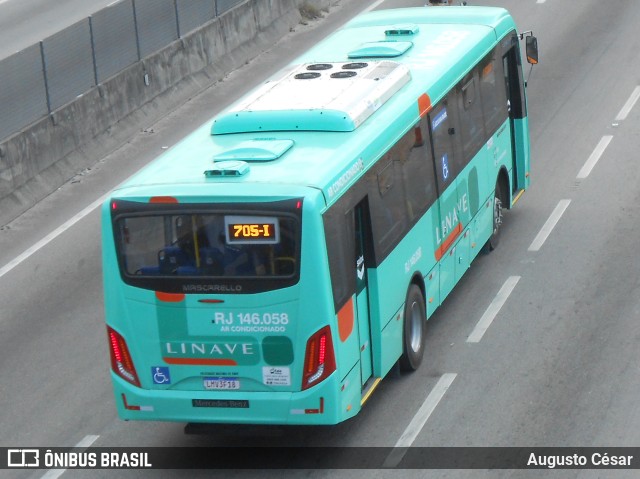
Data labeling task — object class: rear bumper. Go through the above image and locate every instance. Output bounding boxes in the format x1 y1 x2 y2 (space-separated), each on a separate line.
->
111 367 361 425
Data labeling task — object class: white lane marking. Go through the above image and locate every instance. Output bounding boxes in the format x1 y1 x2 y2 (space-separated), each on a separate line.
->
615 85 640 121
75 435 100 448
383 373 457 467
537 0 547 4
577 135 613 180
528 199 571 252
0 193 110 280
40 435 100 479
467 276 521 343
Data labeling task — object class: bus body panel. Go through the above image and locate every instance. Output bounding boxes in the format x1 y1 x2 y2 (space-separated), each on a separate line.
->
102 7 532 426
111 364 363 425
513 117 531 192
103 189 364 424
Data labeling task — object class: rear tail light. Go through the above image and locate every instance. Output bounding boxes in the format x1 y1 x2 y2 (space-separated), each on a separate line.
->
107 326 141 387
302 326 336 390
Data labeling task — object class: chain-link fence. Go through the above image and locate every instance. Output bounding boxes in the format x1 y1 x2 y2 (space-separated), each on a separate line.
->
0 0 251 141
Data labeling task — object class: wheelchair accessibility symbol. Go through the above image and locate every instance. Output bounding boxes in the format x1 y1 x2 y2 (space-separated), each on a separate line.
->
152 366 171 384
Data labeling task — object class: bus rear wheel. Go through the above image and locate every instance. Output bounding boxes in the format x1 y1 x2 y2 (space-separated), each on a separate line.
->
399 284 427 372
482 180 504 253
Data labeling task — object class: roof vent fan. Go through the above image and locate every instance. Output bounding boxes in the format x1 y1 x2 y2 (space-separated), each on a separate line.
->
307 63 334 71
385 24 419 36
330 71 357 79
204 160 249 177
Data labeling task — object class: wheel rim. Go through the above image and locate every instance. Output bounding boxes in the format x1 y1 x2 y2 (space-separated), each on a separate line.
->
493 196 503 234
409 300 423 353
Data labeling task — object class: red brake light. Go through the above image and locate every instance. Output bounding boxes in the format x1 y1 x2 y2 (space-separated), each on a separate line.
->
107 326 140 387
302 326 336 391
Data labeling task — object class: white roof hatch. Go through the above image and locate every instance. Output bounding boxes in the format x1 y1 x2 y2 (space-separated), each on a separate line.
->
212 60 411 134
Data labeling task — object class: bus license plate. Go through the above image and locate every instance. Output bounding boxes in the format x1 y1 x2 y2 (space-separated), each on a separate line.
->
203 377 239 390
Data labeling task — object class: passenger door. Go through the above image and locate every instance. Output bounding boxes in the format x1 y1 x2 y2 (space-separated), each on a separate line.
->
353 201 373 387
502 36 529 191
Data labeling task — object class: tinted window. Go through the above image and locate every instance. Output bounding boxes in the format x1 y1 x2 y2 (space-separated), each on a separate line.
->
111 199 302 294
455 71 486 164
502 32 528 120
323 205 356 311
118 213 297 278
478 50 509 134
430 99 459 190
402 120 438 220
324 123 438 310
369 156 407 258
367 123 439 259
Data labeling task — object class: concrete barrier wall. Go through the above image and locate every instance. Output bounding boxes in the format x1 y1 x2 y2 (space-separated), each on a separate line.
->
0 0 336 226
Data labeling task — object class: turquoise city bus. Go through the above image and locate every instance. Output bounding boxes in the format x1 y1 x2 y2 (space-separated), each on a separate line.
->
103 6 537 425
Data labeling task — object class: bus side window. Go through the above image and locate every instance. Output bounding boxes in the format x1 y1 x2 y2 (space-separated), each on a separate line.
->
403 119 438 220
370 157 407 259
479 50 509 134
430 99 459 190
324 205 356 311
456 70 486 166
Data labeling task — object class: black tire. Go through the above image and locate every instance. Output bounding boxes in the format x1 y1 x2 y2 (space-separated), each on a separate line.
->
399 284 427 372
482 180 504 253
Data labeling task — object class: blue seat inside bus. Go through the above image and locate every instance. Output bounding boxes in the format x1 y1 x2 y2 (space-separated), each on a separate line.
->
199 247 224 275
159 246 195 275
199 246 253 275
136 245 263 276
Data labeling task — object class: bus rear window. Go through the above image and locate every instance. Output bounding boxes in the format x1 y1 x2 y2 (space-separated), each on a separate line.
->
111 200 301 293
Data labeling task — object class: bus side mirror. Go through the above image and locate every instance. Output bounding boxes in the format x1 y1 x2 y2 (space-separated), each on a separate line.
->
526 36 539 65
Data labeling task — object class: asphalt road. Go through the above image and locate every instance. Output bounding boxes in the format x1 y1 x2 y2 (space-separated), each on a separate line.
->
1 0 640 478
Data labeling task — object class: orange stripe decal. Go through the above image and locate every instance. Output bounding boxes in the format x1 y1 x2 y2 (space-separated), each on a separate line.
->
434 223 463 261
418 93 432 117
155 292 186 303
163 357 237 366
121 393 140 411
337 297 354 342
305 397 325 415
